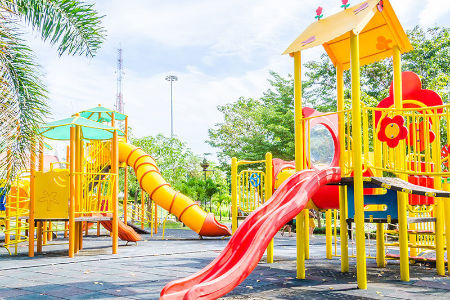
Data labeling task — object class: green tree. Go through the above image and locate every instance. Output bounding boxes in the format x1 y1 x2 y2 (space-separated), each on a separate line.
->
213 188 231 220
403 26 449 102
208 72 295 164
123 134 202 199
175 173 229 217
0 0 105 182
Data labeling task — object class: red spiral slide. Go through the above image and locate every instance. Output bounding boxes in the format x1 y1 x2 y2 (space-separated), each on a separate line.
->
160 167 341 299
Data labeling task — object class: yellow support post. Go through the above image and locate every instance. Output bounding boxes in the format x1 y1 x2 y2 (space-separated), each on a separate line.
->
123 116 129 224
48 222 53 241
111 115 119 255
68 126 76 258
337 63 349 272
304 208 310 259
293 50 306 279
373 87 386 269
393 46 409 281
350 32 367 289
231 157 238 234
5 194 10 248
74 222 79 254
42 221 47 245
431 112 445 276
37 221 43 253
435 199 445 276
296 211 306 279
265 152 274 263
141 190 145 230
5 149 11 249
28 140 36 257
443 182 450 274
65 146 69 240
150 200 153 237
409 210 417 257
78 222 83 250
39 142 48 246
74 125 82 255
376 223 385 267
326 209 332 259
154 201 158 234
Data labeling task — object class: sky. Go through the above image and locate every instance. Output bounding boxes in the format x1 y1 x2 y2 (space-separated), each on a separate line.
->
26 0 450 161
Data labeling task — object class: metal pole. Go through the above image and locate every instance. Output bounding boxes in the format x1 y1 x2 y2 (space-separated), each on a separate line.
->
170 80 173 138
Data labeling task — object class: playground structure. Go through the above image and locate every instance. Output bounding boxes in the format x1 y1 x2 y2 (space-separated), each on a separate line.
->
0 105 230 257
0 0 448 298
161 0 450 298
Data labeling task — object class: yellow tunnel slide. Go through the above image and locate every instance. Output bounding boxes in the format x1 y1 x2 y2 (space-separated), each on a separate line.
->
118 142 231 237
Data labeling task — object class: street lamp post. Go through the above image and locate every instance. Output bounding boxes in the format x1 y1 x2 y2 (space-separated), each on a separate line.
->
201 157 217 212
200 158 209 181
165 75 178 138
200 158 209 210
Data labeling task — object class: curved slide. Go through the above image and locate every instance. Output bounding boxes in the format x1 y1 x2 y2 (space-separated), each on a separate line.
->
160 167 341 299
118 142 231 237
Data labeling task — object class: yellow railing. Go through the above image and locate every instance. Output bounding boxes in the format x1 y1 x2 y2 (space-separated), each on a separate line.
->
237 170 266 213
408 205 436 256
85 141 111 173
363 104 450 177
306 104 450 268
231 154 273 234
76 171 115 217
3 172 30 255
129 204 151 227
302 103 450 178
74 140 114 217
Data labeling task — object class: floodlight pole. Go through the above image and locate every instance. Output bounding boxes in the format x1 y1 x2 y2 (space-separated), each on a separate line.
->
165 75 178 138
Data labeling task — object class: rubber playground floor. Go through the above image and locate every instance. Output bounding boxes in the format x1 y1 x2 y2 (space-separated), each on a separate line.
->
1 228 449 299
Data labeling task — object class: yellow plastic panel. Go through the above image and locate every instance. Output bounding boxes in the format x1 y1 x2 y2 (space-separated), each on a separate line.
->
325 11 399 69
8 181 30 215
274 168 295 189
283 0 379 54
35 170 69 219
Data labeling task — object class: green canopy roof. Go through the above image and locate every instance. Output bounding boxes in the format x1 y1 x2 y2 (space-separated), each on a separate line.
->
78 105 127 122
39 116 124 141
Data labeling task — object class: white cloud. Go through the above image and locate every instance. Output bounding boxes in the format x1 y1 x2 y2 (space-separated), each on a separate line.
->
420 0 450 27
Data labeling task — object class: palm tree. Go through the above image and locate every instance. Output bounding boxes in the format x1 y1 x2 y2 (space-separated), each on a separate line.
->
0 0 105 183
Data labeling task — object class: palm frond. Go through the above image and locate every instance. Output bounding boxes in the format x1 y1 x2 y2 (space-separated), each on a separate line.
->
9 0 105 57
0 22 47 183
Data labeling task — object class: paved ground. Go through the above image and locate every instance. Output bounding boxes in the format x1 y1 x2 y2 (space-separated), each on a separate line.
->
1 228 449 299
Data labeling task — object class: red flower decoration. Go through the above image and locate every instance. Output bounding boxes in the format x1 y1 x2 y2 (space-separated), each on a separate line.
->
341 0 350 9
316 6 323 15
315 6 323 20
377 115 408 148
407 121 435 152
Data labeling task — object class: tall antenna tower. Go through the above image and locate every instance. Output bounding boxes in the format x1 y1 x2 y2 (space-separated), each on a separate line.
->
115 48 124 113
